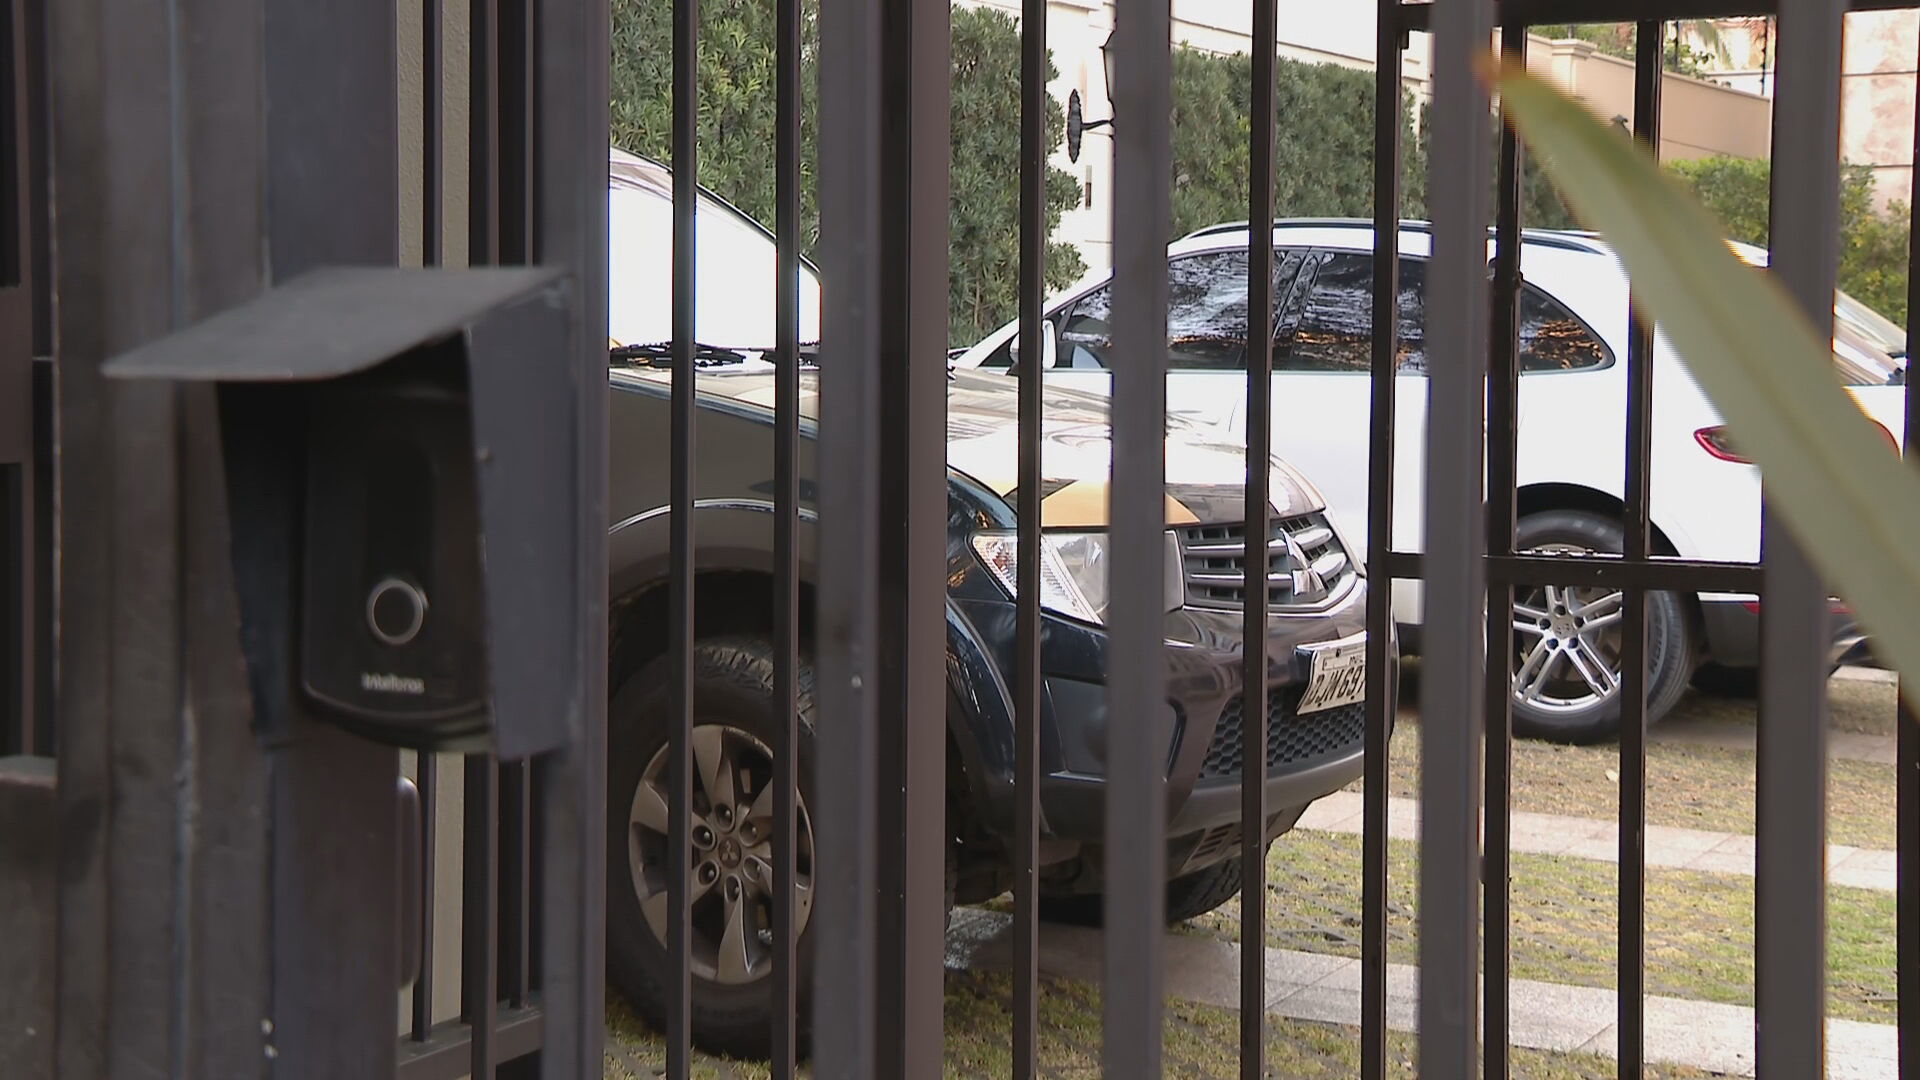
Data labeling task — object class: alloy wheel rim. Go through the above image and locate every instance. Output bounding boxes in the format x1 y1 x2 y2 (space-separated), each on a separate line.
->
1510 543 1629 714
629 723 815 985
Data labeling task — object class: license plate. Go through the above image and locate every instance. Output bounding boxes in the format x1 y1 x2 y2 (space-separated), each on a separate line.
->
1298 637 1367 715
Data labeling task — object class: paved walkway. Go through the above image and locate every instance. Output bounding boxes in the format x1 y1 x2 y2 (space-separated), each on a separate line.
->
1295 791 1897 893
945 909 1898 1078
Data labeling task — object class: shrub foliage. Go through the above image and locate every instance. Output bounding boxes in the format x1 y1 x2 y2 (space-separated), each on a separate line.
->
1669 154 1910 328
611 1 1084 345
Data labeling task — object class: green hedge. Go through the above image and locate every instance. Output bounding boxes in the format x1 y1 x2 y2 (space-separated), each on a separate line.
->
611 1 1084 345
1168 49 1422 237
1668 154 1910 329
1167 48 1579 239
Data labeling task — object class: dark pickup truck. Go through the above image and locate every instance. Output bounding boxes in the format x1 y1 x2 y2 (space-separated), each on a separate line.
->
601 148 1387 1057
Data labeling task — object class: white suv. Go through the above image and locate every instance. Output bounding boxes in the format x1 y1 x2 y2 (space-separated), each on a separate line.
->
952 220 1902 742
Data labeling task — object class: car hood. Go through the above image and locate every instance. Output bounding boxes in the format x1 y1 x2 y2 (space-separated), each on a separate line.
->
609 363 1325 528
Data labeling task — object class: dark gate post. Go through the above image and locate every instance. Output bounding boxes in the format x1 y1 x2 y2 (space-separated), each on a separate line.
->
37 0 608 1076
0 2 52 1067
258 6 407 1077
1419 0 1494 1074
531 0 611 1074
0 0 40 759
814 0 951 1070
1757 1 1843 1073
46 0 276 1074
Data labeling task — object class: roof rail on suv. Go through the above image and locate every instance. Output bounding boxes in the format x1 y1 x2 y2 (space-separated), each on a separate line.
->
1176 218 1607 255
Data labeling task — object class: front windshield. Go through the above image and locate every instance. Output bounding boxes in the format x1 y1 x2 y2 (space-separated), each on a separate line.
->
1833 319 1903 385
1725 238 1905 379
607 185 822 352
1835 289 1906 358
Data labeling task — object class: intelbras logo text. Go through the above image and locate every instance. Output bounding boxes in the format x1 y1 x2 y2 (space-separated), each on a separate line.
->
362 672 427 695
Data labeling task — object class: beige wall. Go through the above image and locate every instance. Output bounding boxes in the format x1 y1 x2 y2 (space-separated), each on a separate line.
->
1524 37 1773 163
1840 9 1918 209
1701 10 1919 210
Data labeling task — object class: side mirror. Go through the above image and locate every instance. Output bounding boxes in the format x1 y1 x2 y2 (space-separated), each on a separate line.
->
1008 320 1059 372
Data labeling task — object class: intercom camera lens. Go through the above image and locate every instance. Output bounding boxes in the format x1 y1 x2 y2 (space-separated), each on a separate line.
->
366 577 429 646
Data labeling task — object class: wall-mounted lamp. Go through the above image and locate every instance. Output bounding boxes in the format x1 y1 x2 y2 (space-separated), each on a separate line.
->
1065 29 1117 163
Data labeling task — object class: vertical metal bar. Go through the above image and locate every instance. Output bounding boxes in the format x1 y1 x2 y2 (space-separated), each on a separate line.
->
809 0 948 1066
1 468 27 758
1420 0 1492 1072
1902 42 1920 1078
1360 8 1402 1078
1014 0 1045 1070
1 0 19 289
1484 26 1526 1080
1758 2 1840 1075
1617 24 1663 1078
43 0 289 1070
531 0 610 1064
464 759 500 1078
23 0 48 760
500 760 532 1008
872 0 951 1067
423 0 441 266
45 1 129 1066
667 0 698 1067
1240 0 1276 1072
412 755 439 1041
0 0 19 288
489 0 534 264
470 0 500 266
21 0 42 360
769 0 801 1064
45 0 121 1051
511 0 535 263
0 757 55 1080
1105 0 1171 1072
814 0 884 1063
0 0 28 761
169 5 282 1070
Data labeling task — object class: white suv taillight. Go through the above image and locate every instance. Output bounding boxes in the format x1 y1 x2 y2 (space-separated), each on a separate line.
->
1694 420 1898 465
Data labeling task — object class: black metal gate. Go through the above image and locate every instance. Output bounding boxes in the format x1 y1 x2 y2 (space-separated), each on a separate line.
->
2 0 1917 1078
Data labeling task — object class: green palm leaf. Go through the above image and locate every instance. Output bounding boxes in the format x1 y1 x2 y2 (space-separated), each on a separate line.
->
1489 60 1920 699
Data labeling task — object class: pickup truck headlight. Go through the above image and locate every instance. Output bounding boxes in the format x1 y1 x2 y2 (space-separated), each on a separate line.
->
971 531 1184 625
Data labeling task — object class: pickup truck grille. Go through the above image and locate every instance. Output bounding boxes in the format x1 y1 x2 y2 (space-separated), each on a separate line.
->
1177 512 1352 610
1198 686 1366 781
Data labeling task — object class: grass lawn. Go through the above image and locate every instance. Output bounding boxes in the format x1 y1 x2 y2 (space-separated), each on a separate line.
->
600 670 1900 1077
1361 716 1897 852
1677 674 1900 738
1179 830 1897 1026
604 971 1719 1079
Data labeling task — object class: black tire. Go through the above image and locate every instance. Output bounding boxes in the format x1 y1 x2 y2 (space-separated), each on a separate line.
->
1510 510 1694 744
1038 855 1247 928
1165 856 1245 923
1693 658 1840 698
1690 662 1759 699
606 636 819 1060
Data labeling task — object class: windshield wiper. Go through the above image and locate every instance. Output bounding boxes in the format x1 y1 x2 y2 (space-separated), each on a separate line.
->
609 342 746 368
609 341 823 369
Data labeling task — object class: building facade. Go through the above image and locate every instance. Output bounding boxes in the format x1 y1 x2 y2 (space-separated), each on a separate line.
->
967 1 1779 273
